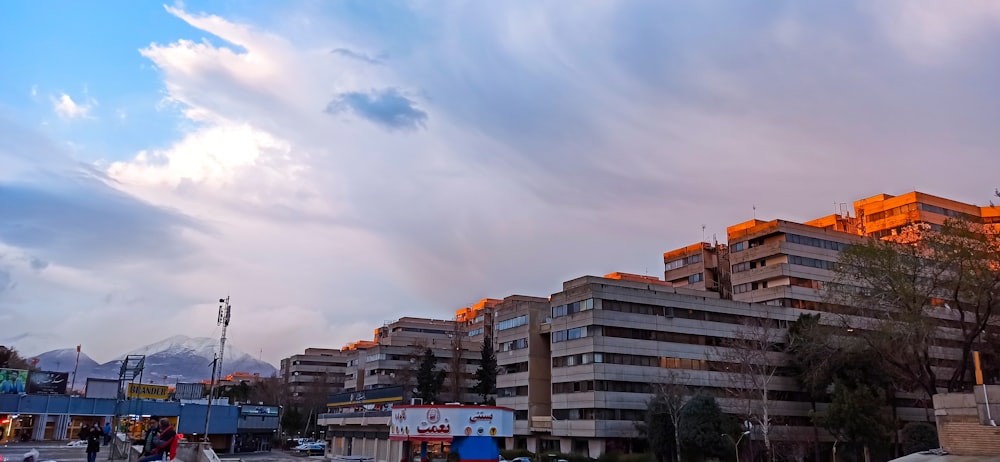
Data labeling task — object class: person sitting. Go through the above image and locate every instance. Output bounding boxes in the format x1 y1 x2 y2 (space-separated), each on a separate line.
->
139 419 177 462
142 419 160 456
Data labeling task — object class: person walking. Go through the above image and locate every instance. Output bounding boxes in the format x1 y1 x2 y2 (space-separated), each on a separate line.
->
103 421 112 446
86 422 104 462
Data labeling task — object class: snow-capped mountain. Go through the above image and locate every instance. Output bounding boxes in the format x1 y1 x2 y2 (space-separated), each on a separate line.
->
32 335 277 388
33 348 102 386
34 348 101 372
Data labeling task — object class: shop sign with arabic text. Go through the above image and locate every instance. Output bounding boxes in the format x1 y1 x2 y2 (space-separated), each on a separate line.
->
388 405 514 440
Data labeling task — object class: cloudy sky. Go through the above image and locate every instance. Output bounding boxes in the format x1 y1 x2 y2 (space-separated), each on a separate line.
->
2 1 1000 365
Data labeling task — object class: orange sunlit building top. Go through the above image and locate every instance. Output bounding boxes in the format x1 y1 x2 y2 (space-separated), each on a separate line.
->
664 190 999 307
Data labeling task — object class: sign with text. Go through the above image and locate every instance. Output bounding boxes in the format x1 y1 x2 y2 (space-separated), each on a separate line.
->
327 385 403 408
389 405 514 441
27 370 68 394
0 368 28 394
241 405 279 415
127 383 169 400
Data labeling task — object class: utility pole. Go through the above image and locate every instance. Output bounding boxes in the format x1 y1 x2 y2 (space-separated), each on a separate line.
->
204 354 220 441
70 344 81 393
204 296 232 444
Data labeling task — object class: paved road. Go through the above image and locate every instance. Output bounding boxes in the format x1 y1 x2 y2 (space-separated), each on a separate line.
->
0 442 326 462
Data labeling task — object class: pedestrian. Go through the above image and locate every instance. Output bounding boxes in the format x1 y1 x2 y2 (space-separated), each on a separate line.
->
139 418 177 462
86 422 103 462
103 421 112 446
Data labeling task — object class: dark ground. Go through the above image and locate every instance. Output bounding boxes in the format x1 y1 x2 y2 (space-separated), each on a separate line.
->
0 441 327 462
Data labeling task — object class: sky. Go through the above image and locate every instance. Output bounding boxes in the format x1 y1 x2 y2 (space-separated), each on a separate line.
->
2 1 1000 365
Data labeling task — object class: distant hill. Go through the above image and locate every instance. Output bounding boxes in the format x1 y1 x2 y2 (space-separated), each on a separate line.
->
32 335 277 389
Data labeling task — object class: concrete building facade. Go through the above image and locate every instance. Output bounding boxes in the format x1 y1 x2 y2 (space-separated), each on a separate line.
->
279 348 350 403
310 190 999 461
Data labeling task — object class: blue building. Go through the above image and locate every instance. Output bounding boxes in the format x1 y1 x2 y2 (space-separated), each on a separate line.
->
0 394 277 452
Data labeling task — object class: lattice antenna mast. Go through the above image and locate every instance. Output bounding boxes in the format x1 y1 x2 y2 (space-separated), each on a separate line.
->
216 296 232 385
204 296 232 442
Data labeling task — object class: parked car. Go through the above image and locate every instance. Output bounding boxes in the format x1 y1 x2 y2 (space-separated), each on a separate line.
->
294 442 327 455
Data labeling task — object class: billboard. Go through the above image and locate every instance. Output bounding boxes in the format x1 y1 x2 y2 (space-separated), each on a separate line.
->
0 368 28 394
389 405 514 441
328 385 403 407
27 370 69 394
240 405 279 416
174 382 205 400
126 383 169 400
85 378 120 399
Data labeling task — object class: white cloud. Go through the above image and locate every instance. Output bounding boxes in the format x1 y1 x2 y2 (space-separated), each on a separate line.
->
864 0 1000 64
5 2 1000 365
52 93 95 119
30 85 38 97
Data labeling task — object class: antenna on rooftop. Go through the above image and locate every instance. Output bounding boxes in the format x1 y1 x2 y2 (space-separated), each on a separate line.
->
752 205 757 220
702 224 706 243
204 295 232 442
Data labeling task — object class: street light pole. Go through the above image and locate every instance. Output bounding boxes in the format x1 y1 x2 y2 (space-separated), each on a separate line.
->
723 431 750 462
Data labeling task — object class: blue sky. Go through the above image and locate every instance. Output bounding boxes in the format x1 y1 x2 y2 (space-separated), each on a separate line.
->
2 1 1000 364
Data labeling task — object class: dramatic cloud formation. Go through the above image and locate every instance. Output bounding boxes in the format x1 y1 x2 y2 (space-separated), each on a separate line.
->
2 1 1000 365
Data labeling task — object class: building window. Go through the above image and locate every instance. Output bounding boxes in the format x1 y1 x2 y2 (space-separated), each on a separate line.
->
601 299 672 316
552 327 590 343
497 386 528 398
666 254 703 271
552 299 594 318
788 255 836 270
502 362 529 373
688 273 703 284
732 242 745 252
468 328 484 337
497 315 528 331
785 233 850 251
500 338 528 352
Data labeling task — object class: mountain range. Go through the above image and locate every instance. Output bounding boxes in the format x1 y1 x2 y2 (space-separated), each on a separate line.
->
30 335 277 388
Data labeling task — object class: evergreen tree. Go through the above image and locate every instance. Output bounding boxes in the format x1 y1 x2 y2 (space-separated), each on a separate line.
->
416 348 445 403
281 406 306 435
474 336 498 404
678 393 728 462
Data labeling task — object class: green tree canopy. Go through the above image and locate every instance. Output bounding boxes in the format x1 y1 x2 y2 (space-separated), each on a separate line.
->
473 336 498 404
829 218 1000 394
678 393 728 462
416 348 445 403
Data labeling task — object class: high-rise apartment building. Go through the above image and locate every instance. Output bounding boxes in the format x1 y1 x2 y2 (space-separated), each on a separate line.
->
663 243 731 298
492 295 552 436
493 273 823 456
314 190 998 460
725 218 864 308
279 348 350 402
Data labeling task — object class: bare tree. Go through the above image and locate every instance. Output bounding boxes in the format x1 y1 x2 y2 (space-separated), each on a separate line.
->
717 315 783 462
248 375 285 405
446 320 467 403
654 371 692 462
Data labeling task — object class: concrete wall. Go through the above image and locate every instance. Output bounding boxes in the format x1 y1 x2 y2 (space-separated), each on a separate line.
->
933 386 1000 456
